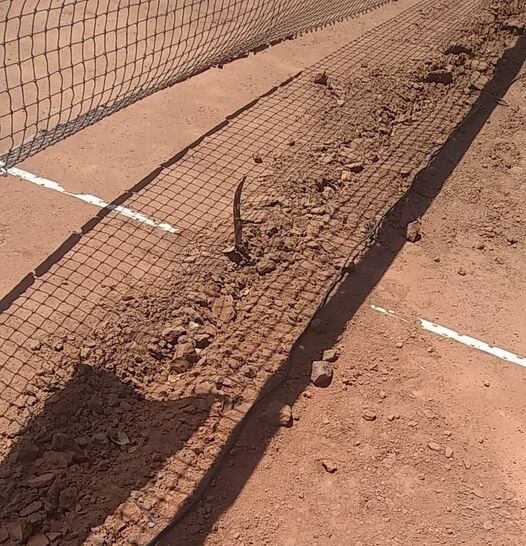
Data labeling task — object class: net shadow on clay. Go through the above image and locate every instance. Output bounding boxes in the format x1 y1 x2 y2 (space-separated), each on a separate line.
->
0 365 218 545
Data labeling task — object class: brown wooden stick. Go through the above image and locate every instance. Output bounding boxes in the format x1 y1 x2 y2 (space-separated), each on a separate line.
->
233 176 245 249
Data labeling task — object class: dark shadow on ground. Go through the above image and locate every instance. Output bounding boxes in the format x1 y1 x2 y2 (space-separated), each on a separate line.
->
0 365 216 545
154 33 526 546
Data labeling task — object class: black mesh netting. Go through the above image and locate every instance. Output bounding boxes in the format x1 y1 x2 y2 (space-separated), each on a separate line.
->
0 0 390 170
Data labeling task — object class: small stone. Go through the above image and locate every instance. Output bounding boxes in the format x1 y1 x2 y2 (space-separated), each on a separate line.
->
483 380 490 387
261 402 293 427
336 99 345 106
406 221 421 242
310 360 333 388
379 390 387 400
340 170 352 181
321 459 338 473
313 71 328 85
457 267 467 276
321 349 339 362
482 520 494 531
256 259 276 276
29 339 41 351
362 409 377 422
387 414 395 422
445 447 454 458
428 442 441 452
463 459 472 469
252 152 263 164
396 341 403 349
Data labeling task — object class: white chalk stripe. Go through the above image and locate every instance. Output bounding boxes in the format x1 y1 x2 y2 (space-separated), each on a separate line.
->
7 167 177 234
371 304 526 368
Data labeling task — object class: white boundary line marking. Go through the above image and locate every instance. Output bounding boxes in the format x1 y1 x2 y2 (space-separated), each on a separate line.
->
371 304 526 368
8 166 178 234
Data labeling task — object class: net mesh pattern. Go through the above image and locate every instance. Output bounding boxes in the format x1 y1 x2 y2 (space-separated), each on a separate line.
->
0 0 390 169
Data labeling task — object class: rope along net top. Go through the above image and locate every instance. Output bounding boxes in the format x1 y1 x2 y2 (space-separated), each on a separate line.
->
0 0 389 170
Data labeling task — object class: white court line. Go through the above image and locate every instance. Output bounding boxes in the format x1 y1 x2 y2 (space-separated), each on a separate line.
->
7 166 178 234
371 304 526 368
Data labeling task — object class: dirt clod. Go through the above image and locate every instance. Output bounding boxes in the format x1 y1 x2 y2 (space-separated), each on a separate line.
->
256 259 276 276
321 349 339 362
424 69 453 85
321 459 338 473
362 409 377 422
313 71 328 85
212 294 236 323
29 339 41 351
469 71 489 91
346 162 364 174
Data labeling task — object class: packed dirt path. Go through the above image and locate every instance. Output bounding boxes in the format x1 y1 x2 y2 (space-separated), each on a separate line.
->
165 32 526 546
